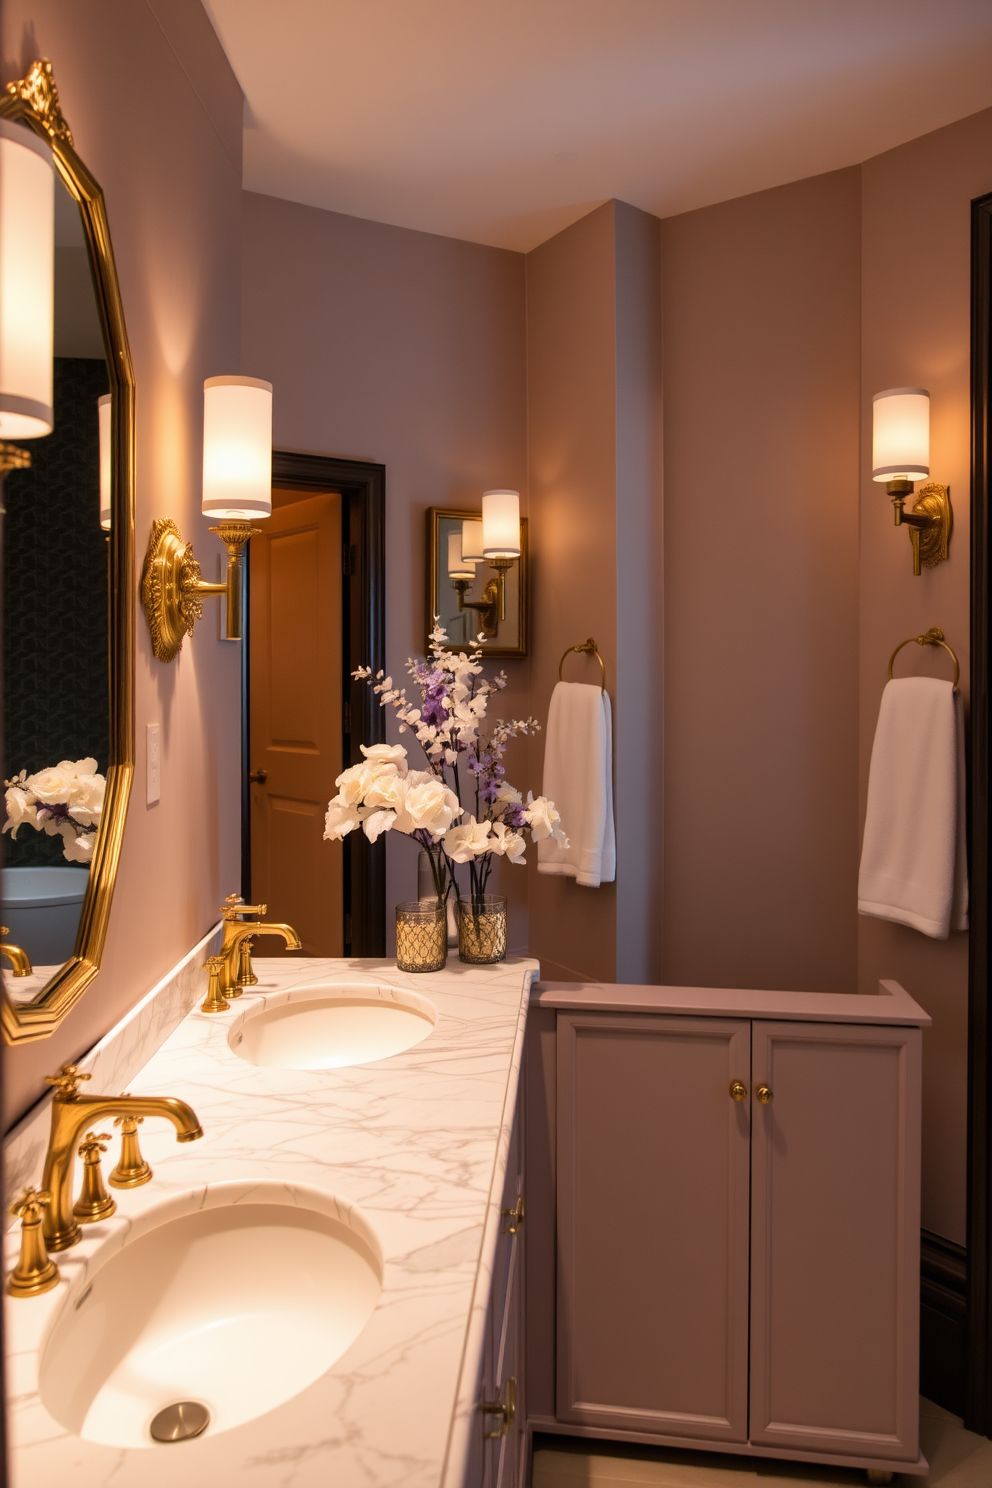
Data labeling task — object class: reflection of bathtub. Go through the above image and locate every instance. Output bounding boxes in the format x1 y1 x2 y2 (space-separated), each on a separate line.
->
2 867 89 966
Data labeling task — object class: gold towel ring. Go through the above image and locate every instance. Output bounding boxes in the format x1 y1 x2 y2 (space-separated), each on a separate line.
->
558 638 606 693
888 627 960 689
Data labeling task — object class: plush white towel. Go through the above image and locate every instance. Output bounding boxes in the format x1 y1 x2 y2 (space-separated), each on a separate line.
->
858 676 968 939
538 681 615 887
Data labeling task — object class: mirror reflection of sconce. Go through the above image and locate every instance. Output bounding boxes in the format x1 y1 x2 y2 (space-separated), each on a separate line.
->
447 490 522 638
0 117 55 475
141 375 273 662
872 387 951 576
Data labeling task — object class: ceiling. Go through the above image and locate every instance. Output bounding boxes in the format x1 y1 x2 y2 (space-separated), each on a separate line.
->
202 0 992 253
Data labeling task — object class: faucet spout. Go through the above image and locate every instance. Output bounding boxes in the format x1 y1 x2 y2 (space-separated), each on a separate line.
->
0 930 32 977
40 1066 203 1252
218 919 301 996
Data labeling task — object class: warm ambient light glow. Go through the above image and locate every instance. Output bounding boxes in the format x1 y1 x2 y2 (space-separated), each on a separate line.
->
98 394 112 529
447 531 476 581
872 388 930 483
461 519 484 562
202 375 273 519
482 490 520 558
0 120 54 438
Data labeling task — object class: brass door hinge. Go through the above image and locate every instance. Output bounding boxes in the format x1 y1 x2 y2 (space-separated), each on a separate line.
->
481 1376 516 1439
501 1196 524 1235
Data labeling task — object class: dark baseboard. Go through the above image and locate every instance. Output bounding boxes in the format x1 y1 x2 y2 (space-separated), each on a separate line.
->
921 1228 967 1417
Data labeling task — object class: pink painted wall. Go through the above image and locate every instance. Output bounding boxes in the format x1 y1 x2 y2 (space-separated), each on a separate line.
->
524 200 662 984
2 1 245 1127
239 192 531 946
661 170 862 995
858 107 992 1244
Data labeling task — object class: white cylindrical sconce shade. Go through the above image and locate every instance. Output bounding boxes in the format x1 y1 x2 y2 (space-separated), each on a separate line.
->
0 120 54 438
482 489 520 558
872 388 930 482
447 531 476 580
461 519 484 562
202 375 273 519
98 394 112 529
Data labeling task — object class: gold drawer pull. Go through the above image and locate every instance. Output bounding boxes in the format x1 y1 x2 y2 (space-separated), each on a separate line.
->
501 1196 524 1235
730 1080 747 1102
481 1376 516 1438
757 1085 773 1104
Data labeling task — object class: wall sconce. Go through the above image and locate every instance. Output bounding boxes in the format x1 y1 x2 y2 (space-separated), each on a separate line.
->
0 118 54 476
448 494 521 638
141 375 272 662
98 393 111 529
872 387 950 576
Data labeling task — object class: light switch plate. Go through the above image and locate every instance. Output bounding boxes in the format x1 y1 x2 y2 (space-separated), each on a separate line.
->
146 723 160 806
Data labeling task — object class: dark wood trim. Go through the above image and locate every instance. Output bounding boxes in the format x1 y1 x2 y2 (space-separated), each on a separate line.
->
242 451 386 956
921 1229 967 1415
967 188 992 1434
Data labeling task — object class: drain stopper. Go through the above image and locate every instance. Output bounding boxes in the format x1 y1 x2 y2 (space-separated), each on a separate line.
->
149 1400 210 1443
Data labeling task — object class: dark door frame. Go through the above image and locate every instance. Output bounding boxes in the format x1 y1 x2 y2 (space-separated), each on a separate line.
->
242 450 386 957
967 188 992 1434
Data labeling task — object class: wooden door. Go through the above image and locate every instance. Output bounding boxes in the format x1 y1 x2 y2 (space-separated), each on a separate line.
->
249 491 343 956
556 1012 751 1442
749 1020 922 1464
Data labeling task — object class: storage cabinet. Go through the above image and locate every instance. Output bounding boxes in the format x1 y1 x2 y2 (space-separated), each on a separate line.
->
538 982 928 1479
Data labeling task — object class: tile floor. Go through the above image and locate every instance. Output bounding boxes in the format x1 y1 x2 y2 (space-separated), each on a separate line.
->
531 1400 992 1488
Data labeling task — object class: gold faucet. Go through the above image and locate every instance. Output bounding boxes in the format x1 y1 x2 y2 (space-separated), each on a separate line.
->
217 896 300 998
0 928 32 977
40 1065 203 1252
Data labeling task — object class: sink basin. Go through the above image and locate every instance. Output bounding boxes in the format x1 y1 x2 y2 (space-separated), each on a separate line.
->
228 981 438 1070
39 1182 382 1448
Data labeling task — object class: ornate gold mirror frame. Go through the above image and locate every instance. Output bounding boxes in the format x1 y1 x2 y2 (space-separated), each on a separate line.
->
0 61 135 1043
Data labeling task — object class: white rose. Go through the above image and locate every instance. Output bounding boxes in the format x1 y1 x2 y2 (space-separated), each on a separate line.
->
27 763 77 806
443 816 492 863
524 792 564 842
489 820 526 863
395 779 462 839
360 743 408 773
495 782 522 805
3 782 38 838
68 772 105 825
363 771 408 811
363 809 395 843
60 825 94 864
334 761 381 805
324 797 364 840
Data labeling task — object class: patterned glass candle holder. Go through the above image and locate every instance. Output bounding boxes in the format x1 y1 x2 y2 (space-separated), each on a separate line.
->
456 896 507 965
395 901 447 973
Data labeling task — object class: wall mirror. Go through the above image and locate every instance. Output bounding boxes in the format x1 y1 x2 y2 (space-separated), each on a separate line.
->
426 507 528 657
0 61 135 1044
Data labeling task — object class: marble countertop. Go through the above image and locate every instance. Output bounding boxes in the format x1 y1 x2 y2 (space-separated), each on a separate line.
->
5 954 538 1488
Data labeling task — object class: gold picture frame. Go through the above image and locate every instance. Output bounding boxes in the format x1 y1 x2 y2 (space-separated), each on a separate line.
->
426 508 528 659
1 61 135 1043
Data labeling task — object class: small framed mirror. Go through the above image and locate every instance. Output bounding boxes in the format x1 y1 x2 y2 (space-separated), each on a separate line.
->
0 61 135 1043
426 507 528 658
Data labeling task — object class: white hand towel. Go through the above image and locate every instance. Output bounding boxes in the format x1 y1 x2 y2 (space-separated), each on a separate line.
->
858 676 968 939
538 681 615 888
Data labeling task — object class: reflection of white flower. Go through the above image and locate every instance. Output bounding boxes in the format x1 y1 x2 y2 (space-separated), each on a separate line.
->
3 758 104 863
443 816 492 863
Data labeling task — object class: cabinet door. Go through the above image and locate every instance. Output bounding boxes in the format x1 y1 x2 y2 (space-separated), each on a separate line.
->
749 1020 921 1463
557 1013 751 1441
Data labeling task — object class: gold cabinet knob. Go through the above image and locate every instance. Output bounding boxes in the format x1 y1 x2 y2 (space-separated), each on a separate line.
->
730 1080 747 1102
756 1085 773 1104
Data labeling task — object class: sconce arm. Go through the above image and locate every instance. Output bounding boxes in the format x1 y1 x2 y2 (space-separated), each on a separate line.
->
141 518 260 662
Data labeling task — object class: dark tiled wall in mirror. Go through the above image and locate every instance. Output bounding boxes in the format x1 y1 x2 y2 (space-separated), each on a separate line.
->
3 357 110 867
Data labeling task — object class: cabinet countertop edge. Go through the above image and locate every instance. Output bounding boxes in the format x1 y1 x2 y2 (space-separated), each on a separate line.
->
533 978 930 1027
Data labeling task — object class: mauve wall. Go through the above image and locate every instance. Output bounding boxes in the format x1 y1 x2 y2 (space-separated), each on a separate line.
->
2 0 244 1127
660 169 862 997
239 192 530 945
858 108 992 1244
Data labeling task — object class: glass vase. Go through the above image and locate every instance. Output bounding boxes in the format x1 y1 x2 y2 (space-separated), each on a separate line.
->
456 895 507 965
395 901 447 973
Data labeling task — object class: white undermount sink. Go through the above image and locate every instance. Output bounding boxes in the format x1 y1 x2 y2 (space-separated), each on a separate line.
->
39 1182 382 1448
228 980 438 1070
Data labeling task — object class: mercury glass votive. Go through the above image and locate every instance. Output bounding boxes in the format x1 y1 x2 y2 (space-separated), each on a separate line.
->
456 895 507 965
395 901 447 973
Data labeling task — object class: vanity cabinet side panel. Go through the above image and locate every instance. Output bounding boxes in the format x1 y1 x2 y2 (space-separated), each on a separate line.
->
524 1004 557 1422
556 1012 751 1441
749 1020 921 1462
